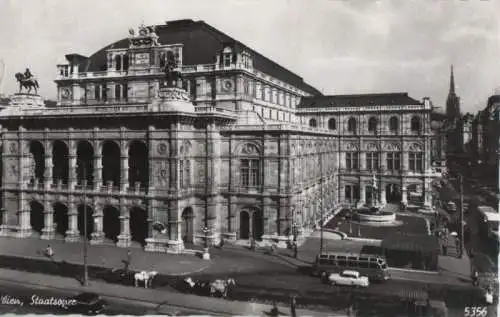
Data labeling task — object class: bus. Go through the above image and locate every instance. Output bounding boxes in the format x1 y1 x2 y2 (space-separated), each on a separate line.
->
312 252 390 282
477 206 499 240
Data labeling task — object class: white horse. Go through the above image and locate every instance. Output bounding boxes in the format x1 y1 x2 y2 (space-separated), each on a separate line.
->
134 271 158 288
209 278 236 298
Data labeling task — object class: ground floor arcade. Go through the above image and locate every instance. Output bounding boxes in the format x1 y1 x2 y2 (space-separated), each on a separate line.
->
340 175 434 208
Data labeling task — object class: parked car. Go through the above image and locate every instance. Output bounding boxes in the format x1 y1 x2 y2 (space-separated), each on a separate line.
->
65 292 108 315
327 270 370 288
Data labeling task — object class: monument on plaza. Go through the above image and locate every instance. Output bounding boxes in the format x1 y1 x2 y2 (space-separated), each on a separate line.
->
15 68 40 95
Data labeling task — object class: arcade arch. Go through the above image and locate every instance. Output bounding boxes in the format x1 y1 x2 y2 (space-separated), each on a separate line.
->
76 141 94 186
130 207 148 246
181 207 194 243
102 141 121 187
239 208 264 240
53 203 68 237
29 141 45 183
29 201 44 235
52 141 69 184
385 184 402 203
103 205 120 242
128 141 149 189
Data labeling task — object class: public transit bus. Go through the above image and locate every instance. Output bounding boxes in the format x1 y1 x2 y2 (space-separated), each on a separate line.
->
477 206 499 240
312 252 390 282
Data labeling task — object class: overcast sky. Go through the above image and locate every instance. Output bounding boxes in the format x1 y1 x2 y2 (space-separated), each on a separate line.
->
1 0 499 113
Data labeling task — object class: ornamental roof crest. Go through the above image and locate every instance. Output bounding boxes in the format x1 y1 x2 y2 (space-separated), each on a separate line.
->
128 23 160 47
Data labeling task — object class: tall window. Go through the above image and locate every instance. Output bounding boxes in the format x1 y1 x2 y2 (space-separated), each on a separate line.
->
366 152 379 170
389 116 399 133
115 55 122 71
346 152 359 170
348 117 357 133
386 152 401 171
223 47 232 67
368 117 377 133
409 152 424 172
115 84 121 100
328 118 336 130
123 54 129 71
240 159 261 188
94 84 107 101
309 118 317 127
411 116 421 132
179 160 191 188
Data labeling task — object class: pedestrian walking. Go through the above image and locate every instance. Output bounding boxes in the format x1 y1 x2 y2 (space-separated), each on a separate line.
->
293 241 298 258
442 243 448 256
290 295 297 317
123 250 132 272
219 236 224 249
250 238 256 251
472 270 479 287
44 245 54 260
270 301 279 316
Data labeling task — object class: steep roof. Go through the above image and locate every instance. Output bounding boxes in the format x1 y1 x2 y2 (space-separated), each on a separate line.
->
84 19 322 96
298 92 422 109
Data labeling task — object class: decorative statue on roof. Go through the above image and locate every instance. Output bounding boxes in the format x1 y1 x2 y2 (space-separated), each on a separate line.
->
15 68 39 94
162 51 183 88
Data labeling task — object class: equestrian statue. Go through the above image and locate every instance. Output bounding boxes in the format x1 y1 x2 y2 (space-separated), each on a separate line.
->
162 53 183 88
15 68 40 94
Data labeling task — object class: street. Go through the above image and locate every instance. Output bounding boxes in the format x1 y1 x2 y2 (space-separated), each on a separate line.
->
0 279 219 316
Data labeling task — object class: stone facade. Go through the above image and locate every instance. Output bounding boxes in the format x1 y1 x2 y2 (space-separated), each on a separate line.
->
0 20 433 252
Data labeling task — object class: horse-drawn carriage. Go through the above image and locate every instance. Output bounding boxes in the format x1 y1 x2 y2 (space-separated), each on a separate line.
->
179 277 236 299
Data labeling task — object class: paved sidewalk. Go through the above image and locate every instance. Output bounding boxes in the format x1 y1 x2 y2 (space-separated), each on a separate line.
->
0 236 302 277
0 267 344 316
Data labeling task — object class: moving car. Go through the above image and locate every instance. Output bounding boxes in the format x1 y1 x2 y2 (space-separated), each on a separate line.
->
327 270 369 288
66 292 108 315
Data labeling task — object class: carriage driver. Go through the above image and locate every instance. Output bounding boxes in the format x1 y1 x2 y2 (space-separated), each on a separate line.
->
24 68 33 81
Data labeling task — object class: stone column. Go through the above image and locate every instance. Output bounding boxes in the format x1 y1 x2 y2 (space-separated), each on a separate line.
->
120 150 129 193
94 143 102 190
90 205 104 244
44 140 53 189
68 141 77 190
380 152 387 171
117 206 131 247
360 184 366 205
401 184 408 204
41 204 55 240
65 202 80 242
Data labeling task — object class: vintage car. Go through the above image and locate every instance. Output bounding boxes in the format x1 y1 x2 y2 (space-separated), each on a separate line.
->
328 270 370 288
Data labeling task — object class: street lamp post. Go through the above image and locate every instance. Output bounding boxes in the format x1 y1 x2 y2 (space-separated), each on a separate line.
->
81 171 89 286
202 226 210 260
458 174 464 258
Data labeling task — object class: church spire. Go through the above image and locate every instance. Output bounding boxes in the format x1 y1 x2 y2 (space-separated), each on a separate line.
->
449 64 455 94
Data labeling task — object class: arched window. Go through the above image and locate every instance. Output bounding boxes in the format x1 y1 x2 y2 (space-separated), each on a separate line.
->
411 116 421 132
348 117 357 133
389 116 399 132
309 118 317 128
328 118 336 130
240 144 261 189
368 117 377 132
115 55 122 71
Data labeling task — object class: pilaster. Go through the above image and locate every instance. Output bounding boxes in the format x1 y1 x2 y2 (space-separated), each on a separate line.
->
93 128 102 190
41 204 55 240
117 205 131 247
65 201 80 242
90 204 104 244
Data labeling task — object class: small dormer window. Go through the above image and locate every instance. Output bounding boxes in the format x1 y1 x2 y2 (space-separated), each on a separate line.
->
223 47 232 67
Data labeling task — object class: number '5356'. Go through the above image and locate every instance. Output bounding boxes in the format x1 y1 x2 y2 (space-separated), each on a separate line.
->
464 307 488 317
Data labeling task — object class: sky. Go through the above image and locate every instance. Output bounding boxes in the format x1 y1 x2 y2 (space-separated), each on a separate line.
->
0 0 499 113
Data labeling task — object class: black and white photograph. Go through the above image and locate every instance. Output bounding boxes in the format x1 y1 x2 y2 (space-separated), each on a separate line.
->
0 0 499 316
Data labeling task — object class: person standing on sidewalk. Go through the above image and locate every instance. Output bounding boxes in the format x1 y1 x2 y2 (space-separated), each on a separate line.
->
123 250 132 272
290 295 297 317
293 241 298 258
